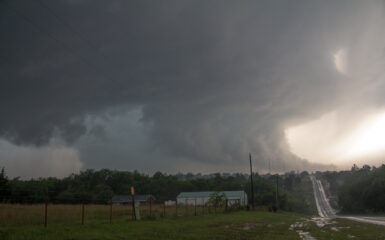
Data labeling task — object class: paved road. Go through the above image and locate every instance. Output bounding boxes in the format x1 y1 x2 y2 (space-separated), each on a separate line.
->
310 175 385 226
310 175 336 218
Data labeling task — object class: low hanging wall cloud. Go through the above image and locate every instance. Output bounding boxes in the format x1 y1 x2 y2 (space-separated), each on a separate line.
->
1 1 385 177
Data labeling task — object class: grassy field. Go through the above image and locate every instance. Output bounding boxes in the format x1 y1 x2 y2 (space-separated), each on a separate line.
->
2 205 385 240
0 210 300 240
0 203 231 226
304 217 385 240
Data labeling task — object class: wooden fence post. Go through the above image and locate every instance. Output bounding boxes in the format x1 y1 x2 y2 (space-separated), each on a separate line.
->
176 199 178 216
149 197 152 218
132 195 136 220
194 198 197 216
185 199 188 216
163 203 166 217
44 190 48 228
109 199 112 224
81 199 85 225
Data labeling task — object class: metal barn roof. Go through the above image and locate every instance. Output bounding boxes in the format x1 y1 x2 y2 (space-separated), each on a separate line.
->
177 191 245 198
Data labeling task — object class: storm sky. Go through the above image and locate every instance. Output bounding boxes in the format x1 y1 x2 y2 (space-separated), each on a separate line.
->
1 0 385 178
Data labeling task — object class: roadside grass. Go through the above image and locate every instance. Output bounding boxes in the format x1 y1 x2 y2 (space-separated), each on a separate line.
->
0 204 130 225
0 211 302 240
0 204 225 226
289 217 385 240
2 206 385 240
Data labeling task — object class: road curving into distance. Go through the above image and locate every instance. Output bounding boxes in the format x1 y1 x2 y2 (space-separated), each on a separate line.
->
310 175 336 218
310 175 385 226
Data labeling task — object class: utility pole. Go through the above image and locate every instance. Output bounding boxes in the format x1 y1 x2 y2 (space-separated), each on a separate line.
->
275 174 279 211
249 153 254 209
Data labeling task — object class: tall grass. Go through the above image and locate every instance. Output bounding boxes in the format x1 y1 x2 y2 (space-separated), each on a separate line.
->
0 204 231 226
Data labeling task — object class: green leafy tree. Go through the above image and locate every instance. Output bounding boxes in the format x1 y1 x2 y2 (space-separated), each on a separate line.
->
208 191 226 207
56 191 75 204
0 167 11 202
93 184 114 204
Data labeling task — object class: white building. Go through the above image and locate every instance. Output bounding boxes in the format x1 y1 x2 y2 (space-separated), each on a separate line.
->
176 191 248 206
164 200 176 206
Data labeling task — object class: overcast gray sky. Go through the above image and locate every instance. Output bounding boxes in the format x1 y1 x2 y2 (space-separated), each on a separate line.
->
1 0 385 178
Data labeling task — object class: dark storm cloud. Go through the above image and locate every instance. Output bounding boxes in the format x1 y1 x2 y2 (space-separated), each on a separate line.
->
1 0 384 174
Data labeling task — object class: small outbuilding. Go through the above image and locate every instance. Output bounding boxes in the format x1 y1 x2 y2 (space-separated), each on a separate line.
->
176 191 247 206
111 194 155 205
164 200 176 206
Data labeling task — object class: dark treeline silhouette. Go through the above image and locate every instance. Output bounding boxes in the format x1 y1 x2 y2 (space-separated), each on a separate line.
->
0 168 315 214
320 164 385 214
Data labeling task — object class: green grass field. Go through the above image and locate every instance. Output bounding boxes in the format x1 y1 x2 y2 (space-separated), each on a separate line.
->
0 203 232 226
2 206 385 240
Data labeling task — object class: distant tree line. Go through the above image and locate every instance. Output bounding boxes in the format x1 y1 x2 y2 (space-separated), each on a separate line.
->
320 164 385 214
0 167 315 214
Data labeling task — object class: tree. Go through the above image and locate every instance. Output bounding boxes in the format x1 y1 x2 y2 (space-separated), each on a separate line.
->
0 167 11 202
93 184 114 204
208 191 226 208
56 191 75 204
351 164 359 171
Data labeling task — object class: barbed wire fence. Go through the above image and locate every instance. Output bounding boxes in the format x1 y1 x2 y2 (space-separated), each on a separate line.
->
0 189 244 227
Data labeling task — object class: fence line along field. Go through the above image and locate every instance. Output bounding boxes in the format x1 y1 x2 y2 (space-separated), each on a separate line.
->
0 203 232 226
